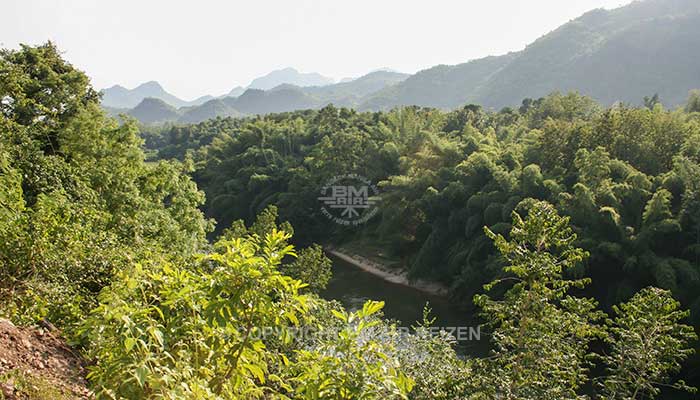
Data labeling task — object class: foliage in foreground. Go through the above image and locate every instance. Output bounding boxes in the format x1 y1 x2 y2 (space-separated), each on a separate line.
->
82 201 696 399
468 202 696 400
0 42 212 334
471 202 604 399
600 287 697 399
81 223 417 399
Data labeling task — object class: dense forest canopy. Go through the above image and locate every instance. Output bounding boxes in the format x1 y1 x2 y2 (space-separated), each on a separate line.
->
146 91 700 326
2 42 700 399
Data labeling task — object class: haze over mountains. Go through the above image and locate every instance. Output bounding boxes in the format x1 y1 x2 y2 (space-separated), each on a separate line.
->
102 69 410 124
101 67 337 111
102 0 700 125
363 0 700 111
101 81 214 109
248 67 334 90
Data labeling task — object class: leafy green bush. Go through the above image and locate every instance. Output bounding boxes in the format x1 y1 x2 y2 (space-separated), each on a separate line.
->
81 228 426 399
0 43 212 333
83 230 309 398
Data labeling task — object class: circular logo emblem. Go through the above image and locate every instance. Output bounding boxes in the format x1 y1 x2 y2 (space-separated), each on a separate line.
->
318 174 380 225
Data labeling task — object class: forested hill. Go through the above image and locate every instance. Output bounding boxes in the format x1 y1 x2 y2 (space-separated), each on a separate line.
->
146 91 700 329
362 0 700 110
106 0 700 125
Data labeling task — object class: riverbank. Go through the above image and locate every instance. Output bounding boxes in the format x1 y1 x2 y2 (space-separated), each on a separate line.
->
325 247 449 297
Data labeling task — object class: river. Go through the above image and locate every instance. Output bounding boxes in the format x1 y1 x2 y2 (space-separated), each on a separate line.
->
321 255 489 356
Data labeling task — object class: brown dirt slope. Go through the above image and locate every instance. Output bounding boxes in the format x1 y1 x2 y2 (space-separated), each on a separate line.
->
0 318 91 399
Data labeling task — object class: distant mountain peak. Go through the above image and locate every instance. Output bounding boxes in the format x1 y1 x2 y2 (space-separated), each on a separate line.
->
136 96 170 106
127 97 180 125
248 68 335 90
136 81 164 90
101 81 211 109
370 67 401 73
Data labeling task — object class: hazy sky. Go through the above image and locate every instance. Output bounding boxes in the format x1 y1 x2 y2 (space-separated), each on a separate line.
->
2 0 632 100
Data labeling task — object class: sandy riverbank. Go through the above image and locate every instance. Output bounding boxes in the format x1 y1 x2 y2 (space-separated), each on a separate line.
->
326 248 449 297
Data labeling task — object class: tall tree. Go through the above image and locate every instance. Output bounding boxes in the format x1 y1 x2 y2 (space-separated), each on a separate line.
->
473 201 603 399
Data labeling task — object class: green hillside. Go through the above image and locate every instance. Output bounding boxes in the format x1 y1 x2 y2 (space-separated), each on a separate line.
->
364 0 700 110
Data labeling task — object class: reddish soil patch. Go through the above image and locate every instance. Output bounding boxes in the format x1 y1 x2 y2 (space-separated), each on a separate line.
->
0 318 91 399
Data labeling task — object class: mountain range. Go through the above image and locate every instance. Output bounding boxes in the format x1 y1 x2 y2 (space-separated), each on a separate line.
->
361 0 700 111
102 0 700 125
101 67 337 110
103 70 410 124
101 81 213 109
248 67 334 90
